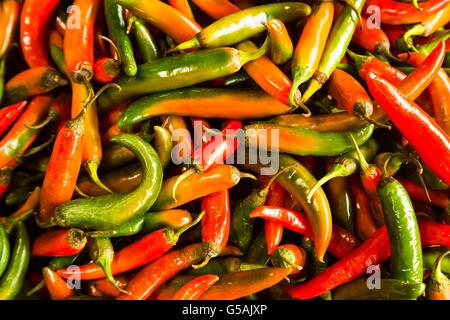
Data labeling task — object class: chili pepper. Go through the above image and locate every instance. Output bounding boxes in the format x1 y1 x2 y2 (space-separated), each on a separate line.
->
199 268 290 300
154 275 196 300
0 95 52 169
161 115 192 164
271 244 307 275
52 134 163 230
58 212 204 282
191 0 240 20
29 93 71 130
289 1 334 108
245 123 374 157
128 17 160 63
419 220 450 248
5 186 34 207
423 247 450 274
333 278 425 300
175 2 311 50
104 0 137 77
399 50 450 135
0 167 13 198
396 178 449 211
38 111 85 224
426 249 450 300
48 30 68 77
328 68 386 127
188 257 243 277
116 243 241 300
350 175 377 241
153 126 172 169
363 0 450 25
90 275 129 298
193 190 230 268
300 0 365 103
93 57 122 83
141 209 192 234
421 164 448 191
119 88 290 127
266 19 293 65
32 228 86 257
168 0 195 20
374 152 414 178
0 101 27 138
0 0 21 58
5 67 67 104
172 274 219 300
20 0 59 67
235 41 303 110
378 177 423 284
152 164 241 210
117 0 201 44
326 163 354 233
249 206 360 259
264 180 287 255
0 222 30 300
366 72 450 185
0 224 10 279
245 230 269 266
42 267 74 300
87 215 144 238
98 38 269 112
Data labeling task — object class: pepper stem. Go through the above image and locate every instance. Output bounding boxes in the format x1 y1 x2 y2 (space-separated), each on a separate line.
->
258 164 300 196
349 134 370 176
431 250 450 285
168 211 205 244
75 185 92 199
238 34 270 65
346 49 370 71
20 135 56 158
402 24 426 52
26 280 45 297
340 0 363 29
362 115 392 130
301 78 322 104
306 169 343 203
25 109 59 130
171 168 196 202
85 161 114 194
98 35 123 65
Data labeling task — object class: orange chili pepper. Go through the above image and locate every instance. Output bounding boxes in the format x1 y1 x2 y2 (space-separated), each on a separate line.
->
90 275 130 298
42 267 74 300
32 228 87 257
161 115 192 164
191 0 240 20
0 0 21 58
397 178 449 211
266 18 293 65
168 0 195 21
172 274 219 300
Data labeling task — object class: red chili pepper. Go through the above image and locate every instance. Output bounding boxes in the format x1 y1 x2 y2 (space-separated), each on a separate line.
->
0 101 27 137
57 213 204 280
249 206 360 259
350 175 377 241
363 0 450 25
32 228 87 257
366 72 450 185
264 181 287 255
42 267 74 300
191 0 240 20
172 274 219 300
20 0 60 67
0 166 13 198
116 244 242 300
195 190 231 268
397 178 449 210
90 275 129 298
168 0 195 21
285 220 450 299
93 57 122 84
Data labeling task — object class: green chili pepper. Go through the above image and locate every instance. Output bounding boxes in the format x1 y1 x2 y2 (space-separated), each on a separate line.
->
378 177 423 285
153 126 172 170
175 2 311 50
5 186 34 207
245 123 374 157
423 248 450 274
224 71 253 87
301 0 366 103
142 210 192 233
0 224 10 279
88 215 144 238
333 278 425 300
52 134 163 230
0 222 30 300
119 88 291 127
375 152 412 177
130 17 160 63
101 142 136 171
48 37 68 78
98 38 270 112
245 231 269 266
104 0 137 77
188 257 243 276
420 164 448 191
243 154 332 262
327 175 354 233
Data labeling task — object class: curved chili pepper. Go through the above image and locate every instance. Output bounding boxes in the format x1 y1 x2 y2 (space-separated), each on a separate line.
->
51 134 163 230
245 123 374 157
289 1 334 108
333 278 425 300
0 101 27 137
378 177 423 285
0 95 52 169
117 0 201 44
57 212 204 281
172 274 219 300
98 38 269 111
0 0 21 58
350 175 377 241
128 17 160 63
93 57 122 83
426 249 450 300
301 0 365 103
5 67 67 104
20 0 59 67
249 206 360 259
142 209 192 233
119 88 290 126
42 267 74 300
271 244 307 275
266 19 293 65
363 0 450 25
191 0 240 20
104 0 137 77
397 178 449 211
48 30 68 77
153 126 173 170
176 3 311 50
366 72 450 185
0 225 10 279
32 228 86 257
264 180 287 255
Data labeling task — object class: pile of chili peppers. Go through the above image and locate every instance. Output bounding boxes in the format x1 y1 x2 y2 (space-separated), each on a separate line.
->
0 0 449 301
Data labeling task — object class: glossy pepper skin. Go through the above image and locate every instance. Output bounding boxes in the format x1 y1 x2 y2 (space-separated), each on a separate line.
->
0 224 10 279
426 250 450 300
32 228 87 257
0 101 27 137
266 19 293 65
51 134 163 230
172 274 219 300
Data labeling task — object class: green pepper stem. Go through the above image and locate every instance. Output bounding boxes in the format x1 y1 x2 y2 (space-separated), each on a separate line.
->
237 34 270 66
20 135 56 158
403 24 426 52
174 37 201 52
349 134 371 176
24 109 59 130
431 250 450 284
85 161 114 194
26 279 45 297
258 164 301 196
173 210 206 240
306 167 345 203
